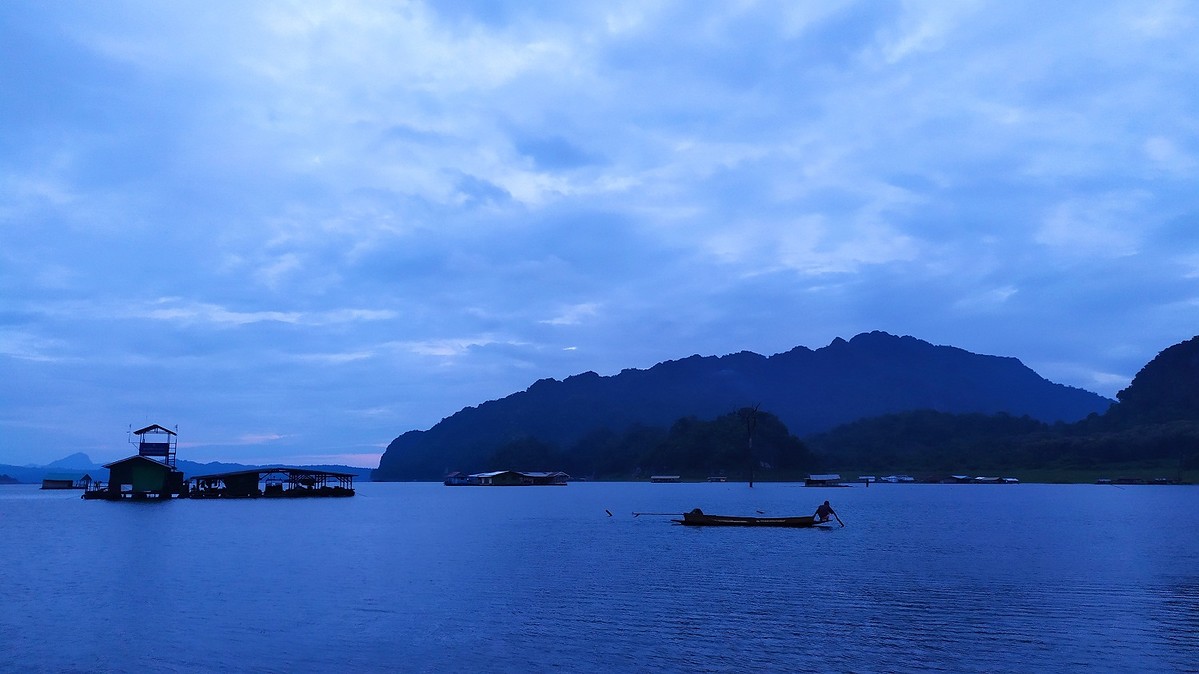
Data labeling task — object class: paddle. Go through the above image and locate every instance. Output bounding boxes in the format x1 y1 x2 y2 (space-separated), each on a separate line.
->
632 512 683 517
833 512 845 527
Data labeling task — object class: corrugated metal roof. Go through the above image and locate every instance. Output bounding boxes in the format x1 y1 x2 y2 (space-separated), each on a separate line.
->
43 472 90 481
133 424 176 436
469 470 568 479
189 466 356 480
103 455 173 469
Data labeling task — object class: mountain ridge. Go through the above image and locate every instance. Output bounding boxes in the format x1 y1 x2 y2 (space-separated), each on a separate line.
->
808 333 1199 476
374 331 1112 480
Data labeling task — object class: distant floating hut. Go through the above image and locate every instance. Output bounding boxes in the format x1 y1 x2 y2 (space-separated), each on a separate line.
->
41 473 92 490
804 474 844 487
444 470 569 486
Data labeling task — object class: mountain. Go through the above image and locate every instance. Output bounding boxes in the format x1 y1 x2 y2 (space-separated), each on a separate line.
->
45 453 103 470
374 331 1112 480
174 460 375 480
807 334 1199 477
1105 335 1199 426
0 462 95 485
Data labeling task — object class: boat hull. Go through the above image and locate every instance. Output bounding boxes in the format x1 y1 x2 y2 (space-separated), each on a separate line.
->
673 510 821 528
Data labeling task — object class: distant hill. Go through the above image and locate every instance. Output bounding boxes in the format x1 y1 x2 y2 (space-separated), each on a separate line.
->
175 460 374 480
46 453 102 470
1104 335 1199 427
0 453 105 484
808 334 1199 477
374 331 1112 480
0 463 68 484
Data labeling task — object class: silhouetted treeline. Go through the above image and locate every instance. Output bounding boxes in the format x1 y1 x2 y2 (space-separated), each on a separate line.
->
478 409 814 480
806 412 1198 473
808 335 1199 474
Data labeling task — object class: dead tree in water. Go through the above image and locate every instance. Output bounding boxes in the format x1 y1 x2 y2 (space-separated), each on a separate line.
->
739 404 760 488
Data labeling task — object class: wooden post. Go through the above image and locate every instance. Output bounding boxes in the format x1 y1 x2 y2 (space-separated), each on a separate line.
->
739 404 760 488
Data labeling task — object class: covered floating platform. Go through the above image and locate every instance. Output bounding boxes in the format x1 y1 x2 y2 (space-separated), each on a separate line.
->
187 467 355 498
84 424 186 500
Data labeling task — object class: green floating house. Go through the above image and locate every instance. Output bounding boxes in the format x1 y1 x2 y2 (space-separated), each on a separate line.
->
84 424 186 500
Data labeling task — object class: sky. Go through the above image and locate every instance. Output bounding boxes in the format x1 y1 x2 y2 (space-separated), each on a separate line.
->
2 1 1197 467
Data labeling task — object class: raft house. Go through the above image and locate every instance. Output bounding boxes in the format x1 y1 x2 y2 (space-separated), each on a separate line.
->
83 424 355 500
84 424 186 500
41 473 92 490
444 470 569 486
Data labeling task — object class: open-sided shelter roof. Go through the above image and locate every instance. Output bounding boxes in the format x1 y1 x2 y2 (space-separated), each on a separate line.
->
133 424 176 436
189 466 355 481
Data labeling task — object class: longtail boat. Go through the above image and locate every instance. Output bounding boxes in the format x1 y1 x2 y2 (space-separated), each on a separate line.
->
672 508 830 528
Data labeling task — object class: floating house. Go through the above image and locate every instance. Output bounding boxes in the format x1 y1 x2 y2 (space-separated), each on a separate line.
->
467 470 569 486
444 470 570 486
96 455 186 499
41 473 92 490
650 475 681 483
84 424 186 500
804 474 844 487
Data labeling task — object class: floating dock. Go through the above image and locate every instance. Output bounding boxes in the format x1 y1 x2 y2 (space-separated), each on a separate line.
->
188 467 355 498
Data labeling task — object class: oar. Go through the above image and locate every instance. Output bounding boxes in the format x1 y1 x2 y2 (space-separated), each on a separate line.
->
833 512 845 527
632 512 683 517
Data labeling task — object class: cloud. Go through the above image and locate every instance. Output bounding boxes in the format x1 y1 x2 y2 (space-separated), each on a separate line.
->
515 134 605 170
236 433 289 445
1036 191 1151 256
291 351 376 365
130 299 397 328
540 303 600 326
139 302 303 326
0 330 75 363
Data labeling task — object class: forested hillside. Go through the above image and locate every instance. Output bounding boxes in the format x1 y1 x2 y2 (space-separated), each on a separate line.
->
375 332 1112 480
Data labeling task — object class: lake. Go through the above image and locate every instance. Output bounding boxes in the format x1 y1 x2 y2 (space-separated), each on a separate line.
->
1 482 1196 672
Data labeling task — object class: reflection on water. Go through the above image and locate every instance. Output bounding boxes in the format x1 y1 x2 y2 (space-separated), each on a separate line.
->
2 482 1196 672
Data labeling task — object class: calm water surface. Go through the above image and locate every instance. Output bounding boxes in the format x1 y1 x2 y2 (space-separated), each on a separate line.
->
2 482 1196 672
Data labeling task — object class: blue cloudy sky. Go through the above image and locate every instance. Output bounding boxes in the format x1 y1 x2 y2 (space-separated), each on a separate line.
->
3 1 1197 467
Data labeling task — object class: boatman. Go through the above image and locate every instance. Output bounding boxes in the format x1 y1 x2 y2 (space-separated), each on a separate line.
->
814 500 837 523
